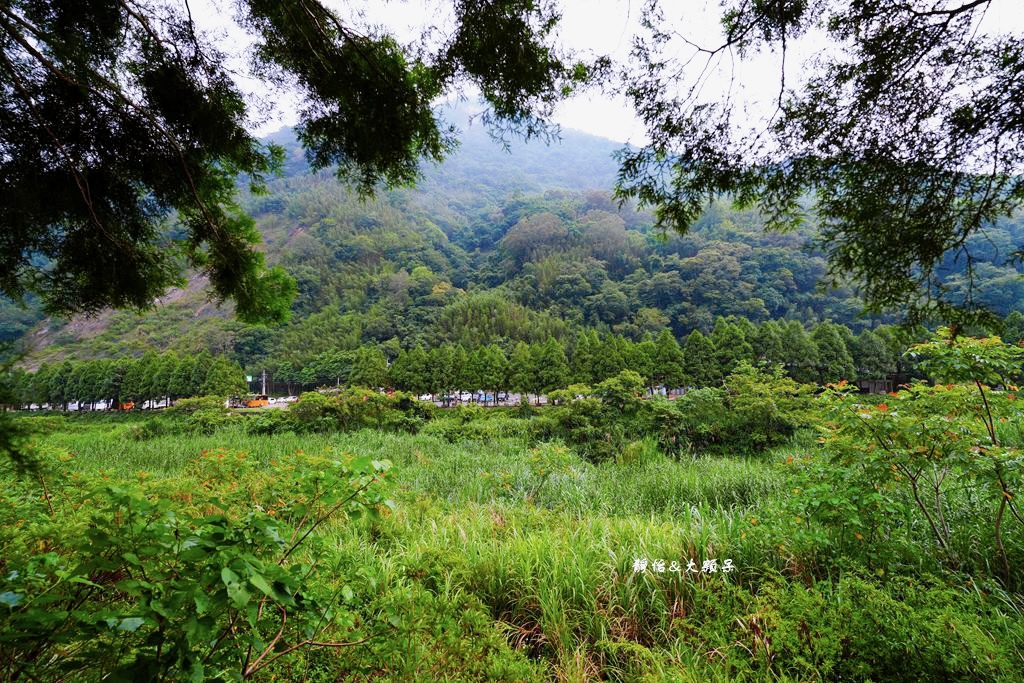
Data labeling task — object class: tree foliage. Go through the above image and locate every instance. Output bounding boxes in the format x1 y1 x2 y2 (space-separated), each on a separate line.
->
0 0 585 323
616 0 1024 321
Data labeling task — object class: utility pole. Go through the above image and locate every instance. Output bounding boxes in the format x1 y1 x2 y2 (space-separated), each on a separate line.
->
261 369 267 396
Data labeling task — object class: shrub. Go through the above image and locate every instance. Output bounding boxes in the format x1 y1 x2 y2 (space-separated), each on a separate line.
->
648 364 814 455
125 418 172 441
0 450 395 681
167 395 237 435
721 362 814 451
802 331 1024 585
167 395 226 415
289 389 432 435
289 391 343 431
243 409 295 436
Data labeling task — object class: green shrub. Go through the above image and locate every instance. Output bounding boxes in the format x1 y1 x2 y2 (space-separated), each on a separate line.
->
749 573 1024 681
648 364 813 455
421 416 531 443
125 418 173 441
243 409 295 436
0 450 395 681
167 395 226 415
290 389 432 435
289 391 342 431
720 362 814 451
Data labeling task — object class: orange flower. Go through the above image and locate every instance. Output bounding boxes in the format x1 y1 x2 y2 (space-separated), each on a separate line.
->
876 403 888 412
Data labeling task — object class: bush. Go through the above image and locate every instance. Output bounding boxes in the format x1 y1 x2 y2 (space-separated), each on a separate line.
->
648 364 813 455
289 391 342 431
0 450 395 681
167 395 226 415
289 389 432 434
720 362 814 451
125 418 173 441
168 395 236 435
748 573 1024 681
244 409 295 436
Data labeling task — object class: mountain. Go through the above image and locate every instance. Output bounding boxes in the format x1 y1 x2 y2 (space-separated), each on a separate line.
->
6 105 1024 373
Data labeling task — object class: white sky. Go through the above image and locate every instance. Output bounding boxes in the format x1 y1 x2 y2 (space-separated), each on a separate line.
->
196 0 1024 145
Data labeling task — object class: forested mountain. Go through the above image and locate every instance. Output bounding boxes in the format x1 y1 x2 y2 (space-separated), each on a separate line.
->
6 106 1024 382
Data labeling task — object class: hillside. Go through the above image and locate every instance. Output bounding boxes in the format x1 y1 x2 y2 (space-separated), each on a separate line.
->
6 105 1024 375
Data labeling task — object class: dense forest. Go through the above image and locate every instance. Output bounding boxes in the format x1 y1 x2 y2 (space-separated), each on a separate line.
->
6 108 1024 394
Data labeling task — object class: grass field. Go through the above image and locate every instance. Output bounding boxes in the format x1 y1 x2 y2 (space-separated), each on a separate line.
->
2 411 1023 681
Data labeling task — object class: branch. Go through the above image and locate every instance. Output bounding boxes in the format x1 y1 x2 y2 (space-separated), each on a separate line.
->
245 632 377 677
278 474 381 565
910 0 991 19
241 605 287 677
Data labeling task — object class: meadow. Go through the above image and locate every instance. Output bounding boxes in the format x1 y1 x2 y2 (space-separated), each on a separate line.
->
2 377 1022 682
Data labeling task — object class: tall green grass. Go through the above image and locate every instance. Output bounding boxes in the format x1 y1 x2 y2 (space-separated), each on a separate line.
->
10 414 1024 682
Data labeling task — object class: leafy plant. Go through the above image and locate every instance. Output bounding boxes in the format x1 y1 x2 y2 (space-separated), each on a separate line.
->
0 449 394 680
808 330 1024 585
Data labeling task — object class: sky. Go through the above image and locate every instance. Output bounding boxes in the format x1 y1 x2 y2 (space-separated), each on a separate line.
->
197 0 1024 145
201 0 725 144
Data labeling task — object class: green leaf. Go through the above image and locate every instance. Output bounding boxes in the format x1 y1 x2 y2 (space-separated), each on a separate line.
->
193 591 211 615
248 573 276 599
221 566 240 587
221 566 250 608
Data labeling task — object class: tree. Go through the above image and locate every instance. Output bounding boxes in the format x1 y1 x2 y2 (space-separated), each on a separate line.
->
66 362 91 409
170 356 198 401
0 0 585 323
348 346 388 389
152 353 180 405
389 346 430 396
630 338 658 387
852 330 896 381
47 361 74 411
533 337 570 399
780 321 819 384
508 341 535 404
470 344 509 405
201 357 247 397
754 320 785 368
616 0 1024 321
28 364 51 408
189 352 214 398
123 352 159 404
428 345 458 398
1004 311 1024 346
682 330 717 387
592 334 628 382
710 317 753 379
811 322 856 385
653 328 685 389
569 329 599 385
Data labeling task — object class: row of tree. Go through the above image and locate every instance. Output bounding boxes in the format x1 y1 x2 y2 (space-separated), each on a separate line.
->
267 317 927 399
8 352 245 410
13 313 1017 410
